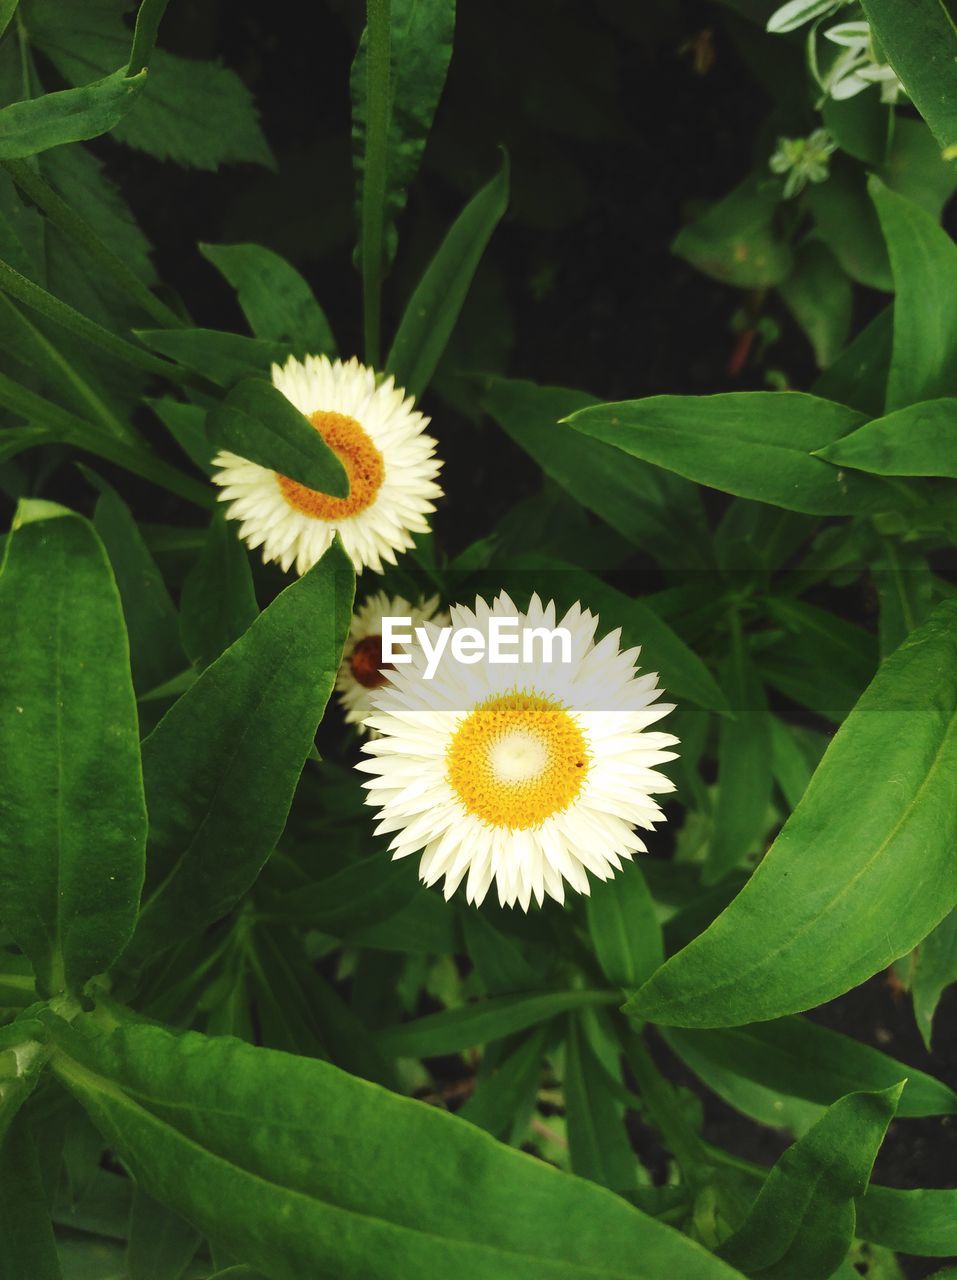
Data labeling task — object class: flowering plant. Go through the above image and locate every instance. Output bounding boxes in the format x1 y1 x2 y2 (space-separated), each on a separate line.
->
0 2 956 1278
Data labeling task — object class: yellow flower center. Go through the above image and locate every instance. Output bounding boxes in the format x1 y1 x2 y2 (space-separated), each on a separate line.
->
278 411 384 520
446 692 589 829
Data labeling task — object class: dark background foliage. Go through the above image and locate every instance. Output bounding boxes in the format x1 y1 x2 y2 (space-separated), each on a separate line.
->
15 3 956 1273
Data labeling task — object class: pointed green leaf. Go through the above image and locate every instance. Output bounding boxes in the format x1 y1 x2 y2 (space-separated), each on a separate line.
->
663 1015 957 1118
816 397 957 478
0 67 145 161
586 858 663 990
0 1115 62 1280
179 514 258 672
629 598 957 1028
871 179 957 409
48 1010 745 1280
387 158 508 399
860 0 957 156
135 329 287 388
0 505 146 997
126 541 355 964
717 1085 902 1279
564 1015 635 1192
206 376 349 495
566 393 899 515
912 906 957 1051
199 243 336 357
91 477 186 695
858 1185 957 1257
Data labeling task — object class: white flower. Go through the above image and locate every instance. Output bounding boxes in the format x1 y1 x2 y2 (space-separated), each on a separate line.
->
766 0 903 104
356 592 679 911
336 591 449 736
212 355 443 575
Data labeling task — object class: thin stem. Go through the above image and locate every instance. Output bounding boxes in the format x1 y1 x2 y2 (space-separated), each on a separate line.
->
127 0 172 74
0 258 203 390
361 0 391 367
1 159 184 330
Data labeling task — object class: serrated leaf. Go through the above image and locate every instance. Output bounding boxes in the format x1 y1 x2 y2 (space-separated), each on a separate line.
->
0 504 146 997
25 0 273 170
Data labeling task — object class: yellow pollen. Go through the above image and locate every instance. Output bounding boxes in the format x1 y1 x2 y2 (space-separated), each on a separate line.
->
446 692 589 830
278 411 384 520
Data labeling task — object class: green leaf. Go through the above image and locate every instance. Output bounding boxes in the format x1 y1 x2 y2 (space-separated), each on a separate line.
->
91 478 186 696
199 243 336 357
757 598 878 724
822 87 891 166
812 305 892 417
672 173 793 287
716 1085 902 1279
663 1015 957 1118
48 1009 746 1280
0 1018 47 1142
777 241 851 369
816 397 957 478
564 1015 635 1192
351 0 456 269
881 118 957 220
0 505 146 997
460 909 541 996
628 598 957 1028
912 906 957 1050
872 539 935 658
0 1 18 40
0 1115 62 1280
860 0 957 157
566 393 899 516
126 1187 200 1280
179 515 258 672
586 858 663 989
479 376 709 567
25 0 273 170
808 159 891 291
858 1185 957 1257
387 158 508 399
379 990 619 1058
266 851 419 937
706 625 771 884
134 329 288 388
0 66 145 161
458 1027 547 1140
206 377 349 495
146 398 214 475
871 178 957 409
125 541 354 964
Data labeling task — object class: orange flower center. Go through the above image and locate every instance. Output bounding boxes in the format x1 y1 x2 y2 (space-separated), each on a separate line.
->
277 411 384 520
446 692 590 830
349 634 392 689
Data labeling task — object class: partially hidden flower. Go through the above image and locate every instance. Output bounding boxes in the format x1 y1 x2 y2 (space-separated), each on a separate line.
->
212 354 443 576
766 1 903 104
769 128 836 198
357 593 679 911
336 591 449 736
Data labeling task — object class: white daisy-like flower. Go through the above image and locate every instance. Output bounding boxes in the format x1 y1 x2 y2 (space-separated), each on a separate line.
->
212 354 443 575
336 591 449 736
357 592 679 911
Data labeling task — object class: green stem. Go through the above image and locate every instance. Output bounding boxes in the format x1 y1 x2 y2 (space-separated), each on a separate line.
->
361 0 391 367
1 159 184 330
0 258 202 390
620 1022 712 1189
127 0 172 75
